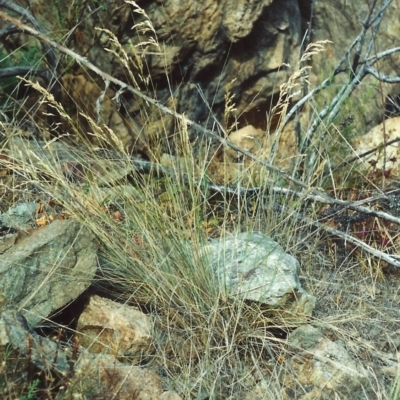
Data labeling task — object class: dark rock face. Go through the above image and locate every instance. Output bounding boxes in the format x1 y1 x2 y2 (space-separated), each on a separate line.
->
137 0 303 133
2 0 399 155
15 0 305 153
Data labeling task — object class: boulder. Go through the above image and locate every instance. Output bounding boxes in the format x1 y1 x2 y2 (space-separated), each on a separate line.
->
0 219 97 326
61 351 182 400
201 232 315 322
76 295 152 361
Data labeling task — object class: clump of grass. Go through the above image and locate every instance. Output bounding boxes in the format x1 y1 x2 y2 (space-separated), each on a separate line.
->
1 53 318 394
2 111 294 397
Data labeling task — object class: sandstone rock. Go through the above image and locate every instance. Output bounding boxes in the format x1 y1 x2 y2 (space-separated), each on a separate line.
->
61 351 175 400
77 295 152 361
59 73 177 160
351 116 400 176
281 325 373 400
201 232 315 322
24 0 303 151
0 219 97 326
226 125 265 159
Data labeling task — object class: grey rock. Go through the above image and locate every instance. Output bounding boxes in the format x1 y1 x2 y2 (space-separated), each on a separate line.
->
0 219 97 326
201 232 315 317
0 309 69 373
0 202 37 230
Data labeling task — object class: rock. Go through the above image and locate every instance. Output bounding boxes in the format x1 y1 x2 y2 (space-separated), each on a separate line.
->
351 116 400 176
0 202 38 230
76 295 152 361
201 232 315 322
226 125 265 159
281 325 373 399
60 74 144 152
0 219 97 326
0 309 69 374
122 0 302 136
0 309 182 400
23 0 303 153
60 351 179 400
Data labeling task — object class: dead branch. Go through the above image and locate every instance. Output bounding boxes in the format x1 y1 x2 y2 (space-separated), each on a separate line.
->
0 24 19 39
0 66 48 80
365 66 400 83
273 201 400 269
364 46 400 63
0 0 60 96
283 4 400 156
298 0 399 167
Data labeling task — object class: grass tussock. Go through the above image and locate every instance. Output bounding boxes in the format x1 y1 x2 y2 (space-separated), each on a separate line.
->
1 116 297 398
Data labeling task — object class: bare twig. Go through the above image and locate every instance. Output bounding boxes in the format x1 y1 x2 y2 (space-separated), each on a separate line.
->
0 0 60 97
363 46 400 64
273 201 400 269
0 66 48 79
365 66 400 83
298 0 396 167
0 24 20 38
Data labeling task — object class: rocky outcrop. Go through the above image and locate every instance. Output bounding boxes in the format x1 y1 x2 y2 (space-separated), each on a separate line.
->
8 0 304 154
2 1 399 176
